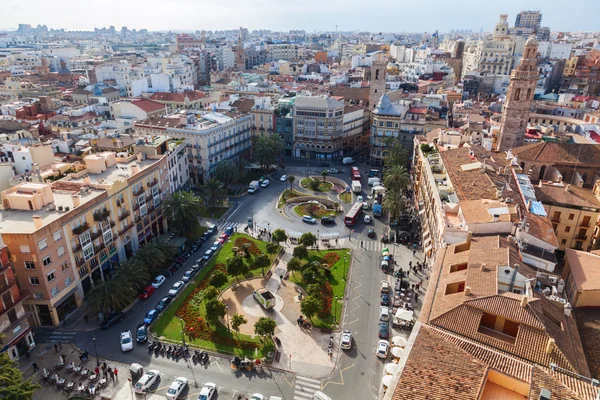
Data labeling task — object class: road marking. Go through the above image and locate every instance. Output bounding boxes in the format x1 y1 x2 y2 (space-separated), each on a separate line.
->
293 375 322 399
320 364 355 390
282 373 295 387
226 202 243 221
210 358 223 372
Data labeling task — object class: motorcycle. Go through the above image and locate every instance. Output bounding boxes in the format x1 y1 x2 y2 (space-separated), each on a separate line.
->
202 352 209 365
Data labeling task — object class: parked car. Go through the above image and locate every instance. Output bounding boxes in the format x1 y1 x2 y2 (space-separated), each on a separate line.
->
210 241 220 251
168 281 184 297
155 297 171 313
357 195 363 203
207 225 217 235
380 280 390 293
321 216 335 225
139 285 155 300
380 306 390 322
225 226 234 235
197 382 217 400
100 312 125 329
376 340 389 359
249 395 266 400
143 310 159 325
182 270 193 283
200 233 209 242
220 233 229 240
203 249 214 261
151 275 166 289
364 215 372 224
134 369 160 393
120 330 134 352
261 179 270 187
378 321 390 339
302 215 317 224
340 330 352 350
380 293 390 306
367 228 376 238
166 377 188 400
280 175 288 182
136 323 148 343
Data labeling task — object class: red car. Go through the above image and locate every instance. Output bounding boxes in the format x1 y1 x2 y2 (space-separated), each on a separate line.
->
139 285 155 300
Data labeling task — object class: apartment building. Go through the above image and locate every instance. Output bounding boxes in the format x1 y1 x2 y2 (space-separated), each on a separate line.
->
134 110 252 185
2 143 55 175
0 236 36 360
292 96 344 160
132 136 189 193
250 97 275 136
0 151 169 327
341 105 365 156
266 43 299 61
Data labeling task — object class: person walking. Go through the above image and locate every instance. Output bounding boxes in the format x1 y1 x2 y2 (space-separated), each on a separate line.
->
113 367 118 380
32 362 39 372
54 343 59 353
108 368 114 380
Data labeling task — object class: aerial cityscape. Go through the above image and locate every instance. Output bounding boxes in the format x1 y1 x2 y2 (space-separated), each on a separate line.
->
1 4 600 400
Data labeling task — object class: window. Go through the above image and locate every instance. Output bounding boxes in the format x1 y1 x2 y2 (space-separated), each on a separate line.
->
20 245 31 254
43 255 52 267
561 239 567 245
33 293 44 300
25 261 35 270
51 286 60 297
47 271 55 282
568 213 575 220
543 309 563 330
80 231 91 248
65 276 73 287
445 281 466 295
61 262 69 272
478 312 519 344
29 277 40 285
565 226 571 233
450 263 468 273
53 230 62 241
57 246 65 257
83 245 94 261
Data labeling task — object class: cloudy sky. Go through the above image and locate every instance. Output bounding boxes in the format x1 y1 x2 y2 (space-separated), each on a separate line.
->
1 0 596 33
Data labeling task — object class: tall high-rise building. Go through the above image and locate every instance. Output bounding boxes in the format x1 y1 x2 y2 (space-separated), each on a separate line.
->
515 10 542 29
497 37 539 152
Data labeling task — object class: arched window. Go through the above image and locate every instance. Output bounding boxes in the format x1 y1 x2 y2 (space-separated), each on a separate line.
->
538 165 546 181
375 69 380 80
514 88 521 101
526 88 532 100
520 162 525 171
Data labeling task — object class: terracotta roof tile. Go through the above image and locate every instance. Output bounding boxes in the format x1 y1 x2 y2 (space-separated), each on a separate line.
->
131 99 166 113
150 91 207 103
564 249 600 291
512 142 600 167
534 184 600 209
573 308 600 380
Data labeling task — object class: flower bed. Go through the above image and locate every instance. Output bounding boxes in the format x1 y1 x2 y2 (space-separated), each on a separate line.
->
318 281 333 318
234 237 262 256
323 252 340 267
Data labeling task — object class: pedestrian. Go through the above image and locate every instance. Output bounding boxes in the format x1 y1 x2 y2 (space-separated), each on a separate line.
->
409 261 412 268
108 369 114 380
83 350 89 361
58 341 62 349
360 240 363 248
411 284 415 291
95 366 99 376
406 270 409 278
113 367 118 380
84 314 89 323
79 353 83 363
32 362 38 372
415 293 420 302
413 249 416 257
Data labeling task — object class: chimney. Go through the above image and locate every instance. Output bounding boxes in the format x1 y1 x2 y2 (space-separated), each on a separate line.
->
464 286 471 296
83 175 91 185
540 388 551 400
525 223 530 233
32 215 43 229
466 231 472 244
131 163 140 175
545 338 556 355
480 263 487 272
520 296 528 308
136 152 143 163
72 194 81 207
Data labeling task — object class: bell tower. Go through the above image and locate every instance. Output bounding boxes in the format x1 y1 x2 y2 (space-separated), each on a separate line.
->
497 37 539 152
235 28 245 71
369 60 387 109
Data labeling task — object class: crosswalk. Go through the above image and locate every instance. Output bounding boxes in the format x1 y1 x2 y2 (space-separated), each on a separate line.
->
45 331 77 344
294 375 322 400
214 221 242 231
336 238 388 252
284 166 350 174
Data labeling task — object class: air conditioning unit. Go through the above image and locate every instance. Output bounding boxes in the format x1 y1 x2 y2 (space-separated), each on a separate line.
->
548 276 558 285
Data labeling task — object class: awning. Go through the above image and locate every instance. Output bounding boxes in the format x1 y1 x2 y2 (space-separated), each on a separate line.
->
319 232 340 239
395 309 414 322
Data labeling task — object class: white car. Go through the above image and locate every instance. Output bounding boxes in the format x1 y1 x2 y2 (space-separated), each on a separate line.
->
280 175 288 182
168 281 184 296
182 270 193 282
134 369 160 393
166 377 188 399
340 330 352 350
261 179 270 187
120 330 133 352
249 394 266 400
151 275 166 289
364 215 372 224
357 195 363 203
197 382 217 400
376 340 390 359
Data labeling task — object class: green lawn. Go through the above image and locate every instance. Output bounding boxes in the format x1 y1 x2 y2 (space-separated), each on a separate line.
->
277 189 304 208
339 192 352 204
290 248 351 329
203 206 230 219
300 177 333 192
293 203 336 219
152 233 278 357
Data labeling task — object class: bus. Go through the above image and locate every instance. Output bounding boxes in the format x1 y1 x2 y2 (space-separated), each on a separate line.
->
351 167 361 181
344 202 363 226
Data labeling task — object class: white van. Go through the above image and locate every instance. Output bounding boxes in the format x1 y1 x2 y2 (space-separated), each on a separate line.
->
368 177 382 186
342 157 355 165
312 391 332 400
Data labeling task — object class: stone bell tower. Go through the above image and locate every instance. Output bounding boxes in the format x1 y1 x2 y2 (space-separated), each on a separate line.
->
235 28 245 71
369 60 387 109
497 36 539 152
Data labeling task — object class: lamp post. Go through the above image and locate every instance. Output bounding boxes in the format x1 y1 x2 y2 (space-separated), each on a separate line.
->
334 296 338 324
343 256 347 281
317 230 320 249
306 163 309 179
92 335 99 366
179 318 185 346
225 305 230 332
251 208 254 231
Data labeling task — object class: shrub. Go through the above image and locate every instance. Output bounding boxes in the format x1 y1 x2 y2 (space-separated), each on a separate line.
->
323 252 340 267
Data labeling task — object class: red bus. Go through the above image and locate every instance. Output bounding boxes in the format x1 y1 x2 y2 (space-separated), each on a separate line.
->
351 167 361 181
344 202 363 226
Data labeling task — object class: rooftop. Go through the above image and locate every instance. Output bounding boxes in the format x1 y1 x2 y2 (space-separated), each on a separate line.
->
564 249 600 291
293 96 344 109
534 183 600 210
512 142 600 167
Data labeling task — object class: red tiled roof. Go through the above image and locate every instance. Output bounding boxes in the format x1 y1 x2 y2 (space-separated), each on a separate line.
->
512 142 600 167
150 91 207 103
408 107 427 114
132 99 165 113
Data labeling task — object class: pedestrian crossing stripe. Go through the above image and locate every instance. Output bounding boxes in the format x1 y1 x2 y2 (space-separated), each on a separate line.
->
294 375 321 400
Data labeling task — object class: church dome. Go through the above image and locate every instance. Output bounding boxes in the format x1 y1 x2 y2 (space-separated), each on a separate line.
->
57 59 71 76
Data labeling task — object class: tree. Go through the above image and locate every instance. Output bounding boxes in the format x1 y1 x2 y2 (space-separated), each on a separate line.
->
382 136 408 167
231 313 247 333
321 169 328 182
0 352 40 400
210 270 228 288
287 257 302 273
203 285 219 301
309 179 320 191
383 165 409 193
164 191 205 238
153 237 177 260
300 295 322 321
115 260 149 293
271 229 288 244
226 256 248 283
253 134 284 170
382 188 405 221
266 242 279 261
293 245 309 260
254 317 277 339
254 254 271 277
86 277 135 315
287 175 295 192
205 298 226 323
201 179 226 207
215 160 240 189
134 241 168 277
299 232 317 248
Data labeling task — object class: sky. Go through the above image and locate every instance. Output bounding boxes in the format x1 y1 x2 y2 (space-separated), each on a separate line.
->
1 0 598 33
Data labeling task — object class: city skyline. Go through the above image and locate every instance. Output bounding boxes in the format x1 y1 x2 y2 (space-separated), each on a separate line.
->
1 0 598 34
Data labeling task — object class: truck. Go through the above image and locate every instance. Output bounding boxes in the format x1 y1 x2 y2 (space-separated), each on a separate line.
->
373 203 383 217
248 180 260 194
342 157 355 165
351 180 362 193
253 288 276 310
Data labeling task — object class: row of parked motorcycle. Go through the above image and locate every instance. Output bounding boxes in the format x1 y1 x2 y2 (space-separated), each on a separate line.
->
146 341 209 365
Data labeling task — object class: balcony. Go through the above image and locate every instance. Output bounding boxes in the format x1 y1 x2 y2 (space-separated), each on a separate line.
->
0 294 28 319
93 243 105 254
575 235 588 241
133 203 139 211
75 258 85 267
550 217 561 223
90 230 102 240
71 222 89 235
579 221 591 228
0 278 17 296
72 242 81 252
132 186 145 196
148 178 159 188
92 208 110 222
119 224 133 236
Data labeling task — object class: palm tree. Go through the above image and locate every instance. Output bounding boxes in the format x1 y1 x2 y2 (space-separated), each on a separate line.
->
382 188 405 221
202 179 226 207
321 169 328 182
215 160 239 189
287 175 295 192
383 165 409 193
86 277 135 315
164 191 205 238
116 260 149 292
133 241 168 277
153 237 177 260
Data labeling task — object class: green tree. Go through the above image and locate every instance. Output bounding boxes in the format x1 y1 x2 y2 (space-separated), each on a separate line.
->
382 188 405 221
293 244 309 260
299 232 317 248
215 159 240 189
86 277 135 315
209 270 228 288
301 269 319 284
0 352 40 400
205 298 226 323
286 257 302 273
287 175 295 192
254 254 271 277
253 134 284 170
271 229 288 244
134 241 168 277
321 169 328 182
164 191 205 238
306 283 323 297
115 260 149 293
254 317 277 339
153 237 177 260
300 295 322 321
382 136 408 167
309 179 320 191
383 165 409 193
231 313 247 333
266 242 279 261
203 285 219 301
201 179 226 207
226 256 248 283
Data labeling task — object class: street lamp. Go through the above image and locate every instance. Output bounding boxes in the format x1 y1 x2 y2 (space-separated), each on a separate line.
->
334 296 338 324
251 208 254 231
179 318 185 346
317 230 320 248
306 163 309 179
92 335 99 366
225 305 230 332
343 256 347 281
